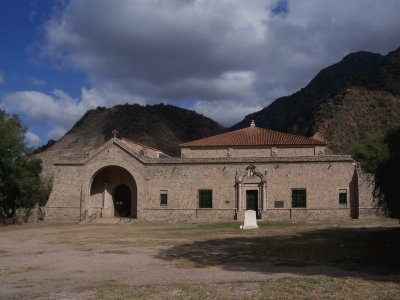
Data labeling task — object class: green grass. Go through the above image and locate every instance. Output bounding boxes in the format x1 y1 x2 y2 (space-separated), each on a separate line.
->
94 277 400 300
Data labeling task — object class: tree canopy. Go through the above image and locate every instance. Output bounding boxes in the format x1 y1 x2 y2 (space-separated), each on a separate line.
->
374 128 400 217
351 134 389 174
0 109 49 218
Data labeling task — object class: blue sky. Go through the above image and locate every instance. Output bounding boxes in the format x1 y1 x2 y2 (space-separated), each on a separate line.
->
1 0 400 147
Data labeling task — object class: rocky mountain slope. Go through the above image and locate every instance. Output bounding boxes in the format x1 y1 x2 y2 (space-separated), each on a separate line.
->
233 47 400 152
38 46 400 173
36 104 224 173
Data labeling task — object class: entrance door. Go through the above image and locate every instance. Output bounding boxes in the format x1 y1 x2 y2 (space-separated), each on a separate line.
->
246 190 258 211
113 184 131 217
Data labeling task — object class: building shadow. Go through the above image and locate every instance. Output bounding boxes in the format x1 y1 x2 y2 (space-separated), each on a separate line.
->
156 226 400 281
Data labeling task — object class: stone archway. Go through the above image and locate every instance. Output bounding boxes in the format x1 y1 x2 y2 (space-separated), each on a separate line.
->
113 184 131 217
90 166 137 218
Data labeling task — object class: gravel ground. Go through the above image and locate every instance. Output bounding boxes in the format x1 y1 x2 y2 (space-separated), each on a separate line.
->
0 222 399 299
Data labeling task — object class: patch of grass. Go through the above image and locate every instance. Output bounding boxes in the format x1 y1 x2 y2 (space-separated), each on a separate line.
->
93 277 400 300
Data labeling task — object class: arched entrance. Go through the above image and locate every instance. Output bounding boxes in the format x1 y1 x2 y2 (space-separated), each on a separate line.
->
90 166 137 218
113 184 131 217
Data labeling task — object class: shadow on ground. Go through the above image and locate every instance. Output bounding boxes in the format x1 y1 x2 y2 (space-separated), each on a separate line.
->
156 226 400 280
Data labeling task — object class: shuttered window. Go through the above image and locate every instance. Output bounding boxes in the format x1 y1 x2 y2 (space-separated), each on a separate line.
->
160 191 168 206
292 189 306 208
199 190 212 208
339 191 347 205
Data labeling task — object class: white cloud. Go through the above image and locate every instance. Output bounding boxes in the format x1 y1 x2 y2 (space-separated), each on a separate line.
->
36 0 400 127
1 85 144 140
191 100 263 127
30 77 46 86
47 126 66 140
24 131 41 147
3 89 84 128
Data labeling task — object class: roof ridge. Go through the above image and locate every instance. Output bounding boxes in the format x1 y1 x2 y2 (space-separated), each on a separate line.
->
180 126 326 147
257 126 324 143
121 138 167 154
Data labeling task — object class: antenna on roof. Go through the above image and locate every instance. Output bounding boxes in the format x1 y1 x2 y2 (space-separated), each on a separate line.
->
250 120 256 128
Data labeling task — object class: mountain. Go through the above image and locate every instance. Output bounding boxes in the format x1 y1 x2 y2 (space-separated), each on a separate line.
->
38 46 400 175
36 104 224 175
232 47 400 153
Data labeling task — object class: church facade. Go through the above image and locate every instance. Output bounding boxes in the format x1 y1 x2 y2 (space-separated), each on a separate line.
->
45 122 378 223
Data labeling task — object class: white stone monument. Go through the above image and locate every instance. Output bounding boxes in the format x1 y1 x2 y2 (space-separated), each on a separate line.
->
240 210 258 229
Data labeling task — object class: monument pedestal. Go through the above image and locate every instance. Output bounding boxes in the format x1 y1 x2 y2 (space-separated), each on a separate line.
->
240 210 258 229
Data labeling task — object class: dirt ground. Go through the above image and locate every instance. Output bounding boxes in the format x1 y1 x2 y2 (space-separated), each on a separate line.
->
0 219 399 299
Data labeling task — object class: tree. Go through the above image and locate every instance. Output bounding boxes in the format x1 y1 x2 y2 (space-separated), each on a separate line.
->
351 134 389 173
374 128 400 217
0 109 49 218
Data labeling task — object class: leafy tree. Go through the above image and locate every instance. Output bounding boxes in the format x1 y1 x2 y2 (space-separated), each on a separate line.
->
374 128 400 217
351 134 389 173
0 109 49 218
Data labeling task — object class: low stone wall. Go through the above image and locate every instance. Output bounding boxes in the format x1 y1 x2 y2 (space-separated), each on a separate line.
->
45 206 388 223
141 208 237 223
45 207 81 223
358 207 387 218
140 207 369 222
263 208 351 221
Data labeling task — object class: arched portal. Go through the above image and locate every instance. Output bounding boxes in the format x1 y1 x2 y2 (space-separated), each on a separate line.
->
113 184 131 217
90 166 137 218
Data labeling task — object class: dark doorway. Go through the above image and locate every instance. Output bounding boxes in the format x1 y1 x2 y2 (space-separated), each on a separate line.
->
246 190 258 211
113 184 131 217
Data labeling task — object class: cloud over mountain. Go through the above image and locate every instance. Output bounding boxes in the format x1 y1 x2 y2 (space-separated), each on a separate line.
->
2 0 400 140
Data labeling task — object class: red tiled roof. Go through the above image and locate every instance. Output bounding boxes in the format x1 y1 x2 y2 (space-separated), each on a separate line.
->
180 125 325 147
121 138 169 156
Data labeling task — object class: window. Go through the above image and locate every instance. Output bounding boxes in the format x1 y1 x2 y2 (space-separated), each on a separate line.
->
199 190 212 208
274 200 284 208
339 190 347 205
292 189 306 208
160 191 168 206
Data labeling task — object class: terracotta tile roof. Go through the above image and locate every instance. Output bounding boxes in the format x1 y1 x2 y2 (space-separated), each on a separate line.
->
180 124 325 147
121 138 170 156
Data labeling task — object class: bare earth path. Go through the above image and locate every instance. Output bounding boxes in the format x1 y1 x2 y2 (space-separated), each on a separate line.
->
0 220 399 299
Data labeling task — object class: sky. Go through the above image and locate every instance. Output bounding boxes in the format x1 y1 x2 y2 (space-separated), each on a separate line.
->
0 0 400 147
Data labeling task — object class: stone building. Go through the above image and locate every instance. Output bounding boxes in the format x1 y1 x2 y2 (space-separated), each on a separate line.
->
45 121 378 223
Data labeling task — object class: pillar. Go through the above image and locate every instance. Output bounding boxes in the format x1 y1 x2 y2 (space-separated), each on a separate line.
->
262 181 267 212
237 181 243 212
103 182 112 208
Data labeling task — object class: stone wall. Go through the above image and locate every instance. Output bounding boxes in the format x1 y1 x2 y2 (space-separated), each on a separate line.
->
45 164 83 222
263 208 351 221
357 172 386 218
181 145 324 158
142 208 236 223
45 139 379 223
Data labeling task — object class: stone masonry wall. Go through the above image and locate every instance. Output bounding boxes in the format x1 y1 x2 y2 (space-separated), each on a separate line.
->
181 146 323 159
357 172 385 218
46 139 378 223
45 164 83 222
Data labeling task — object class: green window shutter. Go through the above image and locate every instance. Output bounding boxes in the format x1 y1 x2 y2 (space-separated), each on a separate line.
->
160 193 168 205
292 189 306 208
339 192 347 204
199 190 212 208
